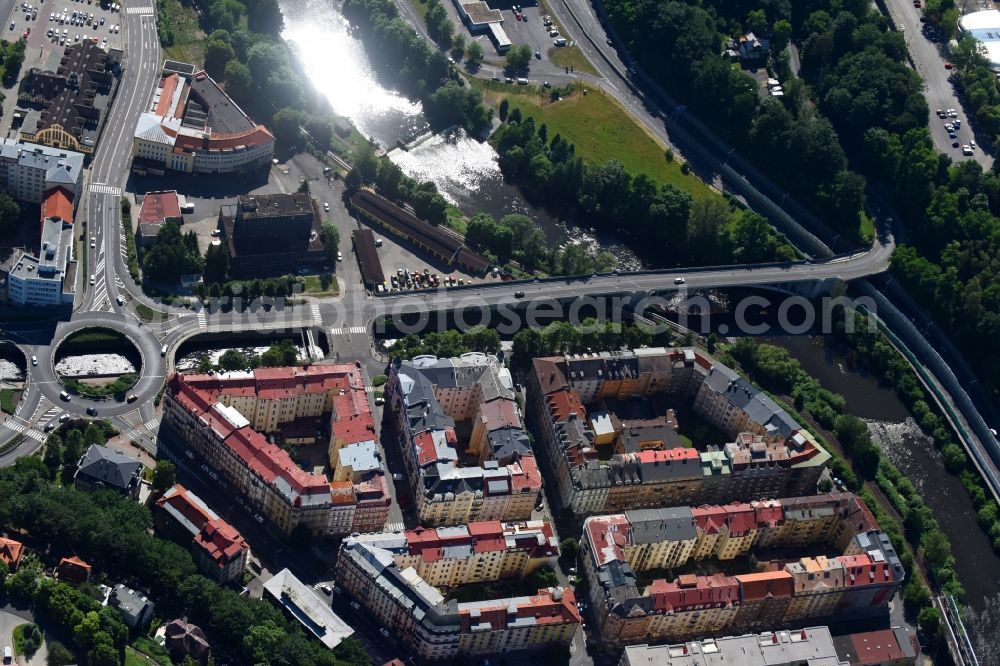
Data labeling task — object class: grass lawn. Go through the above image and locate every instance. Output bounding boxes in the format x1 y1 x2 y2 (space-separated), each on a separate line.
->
546 45 598 76
478 81 715 200
445 204 468 234
302 274 341 297
405 0 431 21
160 0 206 65
131 637 174 666
0 389 15 415
859 211 875 244
12 624 26 655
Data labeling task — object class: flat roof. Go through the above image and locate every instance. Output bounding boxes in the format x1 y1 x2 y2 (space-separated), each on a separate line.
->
187 70 255 134
352 228 385 286
263 568 354 649
139 190 182 225
461 0 503 25
959 10 1000 66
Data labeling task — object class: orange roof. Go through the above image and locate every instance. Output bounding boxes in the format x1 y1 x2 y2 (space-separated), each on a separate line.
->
139 190 182 225
0 537 24 568
194 519 248 564
734 571 793 600
41 186 74 227
155 73 181 116
547 388 586 423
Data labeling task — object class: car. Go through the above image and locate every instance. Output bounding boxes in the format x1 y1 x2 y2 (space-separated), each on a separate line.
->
255 513 264 524
59 391 71 401
126 393 137 402
971 139 976 148
543 81 551 88
674 277 686 284
46 28 52 36
944 62 953 69
375 237 383 247
514 290 525 298
949 109 958 118
606 37 613 45
567 566 577 574
85 406 98 416
59 413 70 423
323 201 330 211
337 251 343 261
549 28 559 37
392 473 404 481
350 601 361 610
952 140 960 148
89 274 95 285
954 119 962 128
99 15 103 23
320 584 333 595
504 76 513 84
949 131 957 139
944 123 953 131
9 22 15 30
963 145 974 155
913 0 921 6
4 646 11 664
90 235 96 247
535 50 541 59
185 449 194 459
41 423 54 433
74 32 79 40
517 77 528 85
379 628 391 638
31 355 37 366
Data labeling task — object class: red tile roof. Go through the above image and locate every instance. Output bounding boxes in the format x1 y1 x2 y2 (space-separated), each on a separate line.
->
546 389 586 423
649 573 740 612
635 447 699 463
155 73 180 116
477 399 522 431
194 519 247 564
846 629 912 665
0 537 24 568
723 503 757 534
139 190 182 225
41 186 74 226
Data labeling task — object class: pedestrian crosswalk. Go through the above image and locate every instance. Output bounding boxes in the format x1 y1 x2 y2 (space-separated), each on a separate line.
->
329 326 368 336
126 5 154 13
310 303 322 321
23 429 45 442
4 418 29 434
384 522 404 533
197 311 207 329
90 183 122 196
144 418 160 432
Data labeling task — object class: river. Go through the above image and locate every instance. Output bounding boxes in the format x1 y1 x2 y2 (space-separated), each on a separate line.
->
279 0 640 269
765 335 1000 614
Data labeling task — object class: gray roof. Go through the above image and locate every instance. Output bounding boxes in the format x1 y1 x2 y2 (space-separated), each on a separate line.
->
487 426 531 464
621 627 847 666
263 568 354 649
110 584 153 621
76 444 142 491
625 507 697 545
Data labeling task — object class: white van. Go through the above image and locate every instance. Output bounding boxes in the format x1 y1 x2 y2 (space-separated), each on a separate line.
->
161 344 168 356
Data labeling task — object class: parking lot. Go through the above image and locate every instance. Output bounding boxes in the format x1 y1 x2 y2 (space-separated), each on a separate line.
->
5 0 124 52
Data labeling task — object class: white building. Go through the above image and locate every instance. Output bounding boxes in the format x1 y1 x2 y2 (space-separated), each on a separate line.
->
958 10 1000 71
8 215 76 307
0 139 84 203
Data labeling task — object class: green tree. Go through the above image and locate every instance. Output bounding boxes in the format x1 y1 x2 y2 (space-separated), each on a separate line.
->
745 9 768 35
271 107 303 146
921 530 952 571
64 429 85 467
219 349 249 371
0 192 20 239
223 59 252 98
203 241 230 285
83 423 105 448
320 223 340 264
559 537 579 561
506 44 532 72
204 39 235 78
152 460 177 493
45 640 74 665
466 41 484 65
918 606 941 636
43 433 63 474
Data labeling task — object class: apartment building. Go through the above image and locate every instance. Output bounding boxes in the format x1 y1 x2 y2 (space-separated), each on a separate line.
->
0 138 83 203
161 366 389 537
581 493 904 647
619 627 850 666
336 535 579 661
155 484 249 583
351 520 559 588
527 348 830 515
386 353 542 526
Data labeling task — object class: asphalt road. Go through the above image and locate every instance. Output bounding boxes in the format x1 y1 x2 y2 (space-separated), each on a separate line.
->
883 0 993 167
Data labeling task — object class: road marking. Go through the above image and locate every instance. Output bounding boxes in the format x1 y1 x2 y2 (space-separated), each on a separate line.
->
384 522 404 532
4 419 28 434
197 311 207 329
144 418 160 431
90 183 122 196
23 429 45 442
330 325 368 335
310 304 322 321
126 5 154 13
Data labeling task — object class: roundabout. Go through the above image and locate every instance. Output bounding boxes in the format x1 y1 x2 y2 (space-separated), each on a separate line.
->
30 311 165 419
